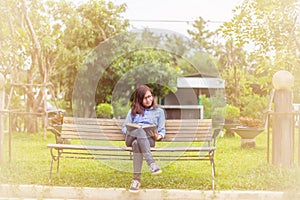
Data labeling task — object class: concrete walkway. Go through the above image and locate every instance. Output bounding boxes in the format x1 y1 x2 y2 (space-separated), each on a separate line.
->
1 184 299 200
0 184 300 200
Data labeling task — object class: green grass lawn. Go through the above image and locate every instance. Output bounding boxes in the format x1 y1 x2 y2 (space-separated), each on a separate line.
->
0 130 299 192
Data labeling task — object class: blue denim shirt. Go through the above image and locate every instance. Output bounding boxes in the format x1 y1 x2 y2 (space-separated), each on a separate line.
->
122 107 166 138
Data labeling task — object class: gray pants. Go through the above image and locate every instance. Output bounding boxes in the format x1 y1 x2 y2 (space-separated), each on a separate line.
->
125 128 155 181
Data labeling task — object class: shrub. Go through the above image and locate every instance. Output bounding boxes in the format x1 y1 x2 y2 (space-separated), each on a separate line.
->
200 95 212 119
239 117 263 127
240 94 268 120
96 103 113 118
225 104 240 122
112 99 130 119
212 107 225 119
201 94 226 119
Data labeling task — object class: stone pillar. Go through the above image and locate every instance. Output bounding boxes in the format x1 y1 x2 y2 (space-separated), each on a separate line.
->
0 73 5 163
272 70 294 167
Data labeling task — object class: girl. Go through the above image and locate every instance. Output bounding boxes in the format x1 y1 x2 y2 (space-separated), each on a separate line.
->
122 85 166 193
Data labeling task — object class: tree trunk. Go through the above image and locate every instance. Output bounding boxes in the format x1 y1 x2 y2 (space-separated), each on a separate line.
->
21 0 44 134
26 114 38 134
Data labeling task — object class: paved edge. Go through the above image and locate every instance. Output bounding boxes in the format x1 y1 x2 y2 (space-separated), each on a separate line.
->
0 184 299 200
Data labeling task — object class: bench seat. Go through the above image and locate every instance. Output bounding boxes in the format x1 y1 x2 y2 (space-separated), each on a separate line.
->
47 117 220 189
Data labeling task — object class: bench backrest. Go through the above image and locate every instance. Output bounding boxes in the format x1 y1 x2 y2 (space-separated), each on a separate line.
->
56 117 213 143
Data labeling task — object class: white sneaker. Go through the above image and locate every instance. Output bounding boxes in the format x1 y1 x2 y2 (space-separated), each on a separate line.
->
129 179 140 193
150 163 162 175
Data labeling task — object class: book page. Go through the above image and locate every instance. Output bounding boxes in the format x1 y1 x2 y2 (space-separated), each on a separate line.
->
126 123 157 138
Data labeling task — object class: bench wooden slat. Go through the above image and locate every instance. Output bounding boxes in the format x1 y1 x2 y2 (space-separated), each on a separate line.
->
47 143 215 152
59 132 212 142
60 128 211 135
63 122 209 130
61 129 122 135
47 144 127 151
60 135 125 141
61 130 210 135
62 125 211 131
58 136 212 142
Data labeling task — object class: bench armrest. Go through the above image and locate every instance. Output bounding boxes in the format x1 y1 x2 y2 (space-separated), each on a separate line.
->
47 125 63 143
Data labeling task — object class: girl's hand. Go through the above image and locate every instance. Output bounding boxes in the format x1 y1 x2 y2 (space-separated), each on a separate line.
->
156 134 162 141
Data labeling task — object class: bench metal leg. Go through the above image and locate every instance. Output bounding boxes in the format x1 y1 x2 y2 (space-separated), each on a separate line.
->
49 158 54 179
49 147 61 179
49 158 60 179
210 158 216 190
57 156 60 173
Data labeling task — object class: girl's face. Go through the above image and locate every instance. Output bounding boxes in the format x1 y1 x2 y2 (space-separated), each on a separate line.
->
142 90 153 108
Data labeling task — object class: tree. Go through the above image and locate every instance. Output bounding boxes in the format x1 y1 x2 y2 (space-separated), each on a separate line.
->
187 16 215 54
214 39 249 106
0 0 129 132
221 0 300 100
187 16 248 106
73 29 192 117
49 0 129 107
0 0 64 133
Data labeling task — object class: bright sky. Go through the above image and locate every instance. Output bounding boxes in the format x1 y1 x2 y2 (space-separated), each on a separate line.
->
112 0 243 36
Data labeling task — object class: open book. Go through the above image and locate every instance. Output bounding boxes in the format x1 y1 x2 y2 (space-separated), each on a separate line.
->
126 123 159 140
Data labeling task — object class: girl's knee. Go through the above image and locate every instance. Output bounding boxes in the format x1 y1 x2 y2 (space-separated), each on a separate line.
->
132 140 140 152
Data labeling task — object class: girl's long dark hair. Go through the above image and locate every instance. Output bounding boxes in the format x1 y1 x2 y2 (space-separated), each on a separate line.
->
131 85 157 116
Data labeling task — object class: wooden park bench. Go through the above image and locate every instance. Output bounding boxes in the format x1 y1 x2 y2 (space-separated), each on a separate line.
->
47 117 220 189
